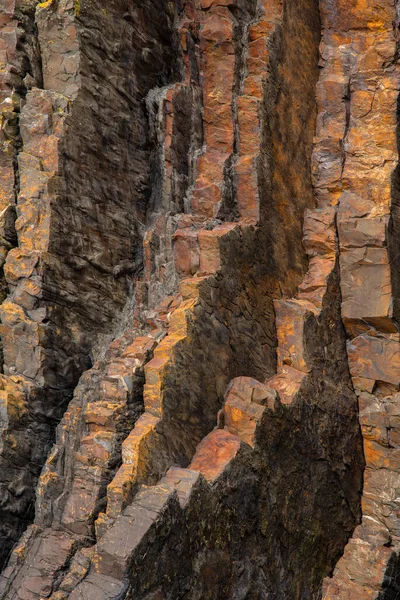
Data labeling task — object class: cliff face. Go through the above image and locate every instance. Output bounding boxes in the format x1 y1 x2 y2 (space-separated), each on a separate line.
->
0 0 397 598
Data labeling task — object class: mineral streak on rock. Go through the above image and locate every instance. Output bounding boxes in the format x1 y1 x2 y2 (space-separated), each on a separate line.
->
0 0 398 598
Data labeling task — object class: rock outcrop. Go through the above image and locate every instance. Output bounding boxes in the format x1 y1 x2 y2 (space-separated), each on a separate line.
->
0 0 398 598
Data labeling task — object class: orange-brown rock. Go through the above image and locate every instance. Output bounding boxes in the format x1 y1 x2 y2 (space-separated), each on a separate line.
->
189 429 242 482
1 0 397 598
317 0 400 596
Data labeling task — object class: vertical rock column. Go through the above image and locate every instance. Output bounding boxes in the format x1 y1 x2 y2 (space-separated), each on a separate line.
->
189 0 281 223
0 0 51 566
0 0 40 314
0 2 19 307
1 89 70 387
315 0 400 597
173 0 290 278
142 0 203 312
190 0 236 219
0 0 179 569
235 0 282 222
0 0 82 419
0 0 89 569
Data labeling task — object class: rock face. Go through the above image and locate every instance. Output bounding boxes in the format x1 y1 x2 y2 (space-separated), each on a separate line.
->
0 0 397 598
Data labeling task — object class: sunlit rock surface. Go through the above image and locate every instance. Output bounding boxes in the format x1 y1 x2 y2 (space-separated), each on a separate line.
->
0 0 398 598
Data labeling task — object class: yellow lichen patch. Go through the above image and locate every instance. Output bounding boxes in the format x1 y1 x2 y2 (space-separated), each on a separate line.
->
6 390 28 423
38 0 53 9
106 463 136 520
167 298 196 335
13 544 26 561
179 276 207 300
0 299 26 325
105 414 160 520
366 19 385 31
37 469 59 493
7 435 18 450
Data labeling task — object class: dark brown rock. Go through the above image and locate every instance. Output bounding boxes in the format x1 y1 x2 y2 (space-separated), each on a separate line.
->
0 0 397 598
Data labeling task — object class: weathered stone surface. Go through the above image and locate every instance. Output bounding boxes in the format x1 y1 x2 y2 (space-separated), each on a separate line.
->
66 277 362 596
189 429 242 481
347 334 400 387
161 467 200 508
0 0 396 597
0 0 181 568
316 0 400 596
0 528 76 600
94 485 176 581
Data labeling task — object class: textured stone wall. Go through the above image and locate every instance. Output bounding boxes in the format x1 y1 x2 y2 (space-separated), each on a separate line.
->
0 0 398 598
318 0 400 597
0 0 179 568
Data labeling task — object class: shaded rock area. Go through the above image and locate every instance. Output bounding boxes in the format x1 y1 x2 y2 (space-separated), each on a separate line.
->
0 0 180 567
0 0 398 598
